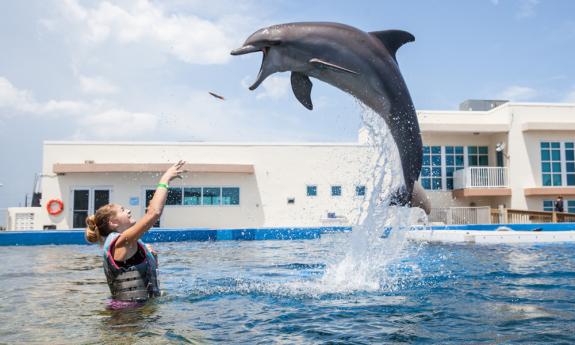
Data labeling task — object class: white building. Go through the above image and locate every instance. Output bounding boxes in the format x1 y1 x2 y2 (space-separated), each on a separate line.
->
7 100 575 230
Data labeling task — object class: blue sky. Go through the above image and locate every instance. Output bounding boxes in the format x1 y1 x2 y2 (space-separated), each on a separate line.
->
1 0 574 220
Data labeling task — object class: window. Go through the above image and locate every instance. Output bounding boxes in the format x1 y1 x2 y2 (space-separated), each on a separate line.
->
203 187 221 205
543 199 575 213
421 146 442 190
149 186 238 207
468 146 488 166
445 146 464 190
566 142 575 186
145 190 161 227
72 188 110 228
222 187 240 205
356 185 366 196
183 187 201 205
307 185 317 196
72 190 89 229
166 187 182 205
331 185 342 196
541 142 562 186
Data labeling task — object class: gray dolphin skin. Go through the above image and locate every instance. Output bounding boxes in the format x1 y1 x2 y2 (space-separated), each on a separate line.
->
231 22 430 213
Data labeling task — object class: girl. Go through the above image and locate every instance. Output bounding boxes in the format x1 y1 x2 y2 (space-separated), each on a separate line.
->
85 161 186 304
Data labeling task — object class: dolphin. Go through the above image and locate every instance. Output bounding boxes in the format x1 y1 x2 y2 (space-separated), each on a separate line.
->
231 22 430 213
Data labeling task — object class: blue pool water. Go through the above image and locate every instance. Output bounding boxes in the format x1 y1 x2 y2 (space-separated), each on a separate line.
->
1 232 574 344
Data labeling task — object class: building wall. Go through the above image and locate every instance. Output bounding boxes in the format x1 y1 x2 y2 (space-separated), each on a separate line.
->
421 103 575 212
39 143 381 229
8 102 575 230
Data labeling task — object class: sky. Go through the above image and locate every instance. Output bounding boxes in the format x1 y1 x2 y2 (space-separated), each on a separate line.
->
1 0 575 222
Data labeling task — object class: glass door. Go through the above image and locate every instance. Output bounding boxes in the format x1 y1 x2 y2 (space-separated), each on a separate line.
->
72 188 110 228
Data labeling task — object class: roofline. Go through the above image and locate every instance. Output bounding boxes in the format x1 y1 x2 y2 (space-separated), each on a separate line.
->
418 101 575 114
43 140 366 147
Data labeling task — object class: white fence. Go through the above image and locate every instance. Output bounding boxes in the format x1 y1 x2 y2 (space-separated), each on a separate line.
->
453 167 508 189
0 208 6 230
429 206 491 225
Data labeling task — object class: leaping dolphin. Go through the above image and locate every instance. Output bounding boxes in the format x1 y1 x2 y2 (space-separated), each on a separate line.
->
231 22 430 213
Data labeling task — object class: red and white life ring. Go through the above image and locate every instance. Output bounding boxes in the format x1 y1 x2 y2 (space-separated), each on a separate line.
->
46 199 64 216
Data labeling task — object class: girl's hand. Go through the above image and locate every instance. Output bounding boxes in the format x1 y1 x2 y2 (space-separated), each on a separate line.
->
160 160 186 184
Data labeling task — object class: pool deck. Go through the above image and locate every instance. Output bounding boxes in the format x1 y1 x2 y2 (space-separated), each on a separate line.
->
407 223 575 244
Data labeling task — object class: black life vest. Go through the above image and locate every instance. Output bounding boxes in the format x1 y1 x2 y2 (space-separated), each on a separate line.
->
102 233 160 301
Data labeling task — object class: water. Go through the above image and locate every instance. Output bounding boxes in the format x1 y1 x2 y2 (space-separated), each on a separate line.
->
1 236 574 344
2 105 572 344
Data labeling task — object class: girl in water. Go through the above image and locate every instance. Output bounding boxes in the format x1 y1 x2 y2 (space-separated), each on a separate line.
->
85 161 186 305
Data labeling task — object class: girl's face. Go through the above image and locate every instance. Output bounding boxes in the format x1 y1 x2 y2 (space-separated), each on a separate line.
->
111 204 136 231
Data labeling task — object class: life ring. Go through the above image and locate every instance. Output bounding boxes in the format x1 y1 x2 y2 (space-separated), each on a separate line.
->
47 199 64 216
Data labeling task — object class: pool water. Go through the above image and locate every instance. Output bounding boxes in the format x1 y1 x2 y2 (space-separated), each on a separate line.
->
1 233 574 344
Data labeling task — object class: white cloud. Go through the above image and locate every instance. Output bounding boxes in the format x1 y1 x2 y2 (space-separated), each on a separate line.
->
255 75 291 100
516 0 539 19
0 76 93 116
0 77 36 113
78 74 119 95
497 85 537 101
76 109 159 139
59 0 240 64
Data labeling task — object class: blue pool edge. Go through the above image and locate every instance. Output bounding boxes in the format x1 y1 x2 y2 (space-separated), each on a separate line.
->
0 226 353 246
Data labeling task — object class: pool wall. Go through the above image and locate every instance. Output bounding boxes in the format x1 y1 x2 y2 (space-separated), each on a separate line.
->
2 223 575 246
0 226 352 246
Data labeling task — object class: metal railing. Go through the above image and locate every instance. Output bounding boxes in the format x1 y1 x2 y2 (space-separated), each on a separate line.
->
453 167 509 189
492 208 575 224
429 206 491 225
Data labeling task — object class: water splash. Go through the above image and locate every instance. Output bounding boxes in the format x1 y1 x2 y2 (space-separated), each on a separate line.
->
317 105 428 293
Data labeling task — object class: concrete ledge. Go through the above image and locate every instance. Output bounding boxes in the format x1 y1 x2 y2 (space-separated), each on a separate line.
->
524 187 575 196
53 163 255 174
408 222 575 244
452 188 512 198
408 230 575 244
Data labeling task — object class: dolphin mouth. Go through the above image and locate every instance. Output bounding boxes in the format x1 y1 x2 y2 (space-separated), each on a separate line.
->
231 45 270 90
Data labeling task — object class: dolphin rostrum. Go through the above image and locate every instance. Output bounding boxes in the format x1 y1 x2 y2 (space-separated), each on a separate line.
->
231 22 430 213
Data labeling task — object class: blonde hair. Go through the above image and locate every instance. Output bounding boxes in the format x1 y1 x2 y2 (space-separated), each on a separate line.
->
85 204 118 244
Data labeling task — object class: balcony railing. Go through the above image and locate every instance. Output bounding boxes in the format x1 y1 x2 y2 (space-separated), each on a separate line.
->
453 167 509 189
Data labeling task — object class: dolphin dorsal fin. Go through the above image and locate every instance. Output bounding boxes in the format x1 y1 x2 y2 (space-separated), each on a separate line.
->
369 30 415 62
291 72 313 110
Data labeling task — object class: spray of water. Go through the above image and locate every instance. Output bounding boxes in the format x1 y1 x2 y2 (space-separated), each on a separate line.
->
317 105 428 293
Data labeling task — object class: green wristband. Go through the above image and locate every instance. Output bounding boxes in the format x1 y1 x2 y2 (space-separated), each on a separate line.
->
157 183 169 189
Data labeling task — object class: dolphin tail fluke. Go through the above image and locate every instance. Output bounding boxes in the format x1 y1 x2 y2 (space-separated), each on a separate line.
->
410 181 431 215
389 182 431 215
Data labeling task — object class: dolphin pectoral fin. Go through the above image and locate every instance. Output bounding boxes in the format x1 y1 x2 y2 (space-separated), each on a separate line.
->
290 72 313 110
309 58 359 75
369 30 414 62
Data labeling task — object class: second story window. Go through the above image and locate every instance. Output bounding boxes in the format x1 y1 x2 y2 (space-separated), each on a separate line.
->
445 146 464 190
421 146 442 190
541 142 562 186
467 146 488 166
